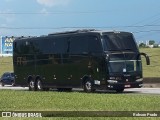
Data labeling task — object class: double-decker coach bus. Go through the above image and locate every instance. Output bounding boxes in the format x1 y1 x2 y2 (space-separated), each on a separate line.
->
13 29 150 92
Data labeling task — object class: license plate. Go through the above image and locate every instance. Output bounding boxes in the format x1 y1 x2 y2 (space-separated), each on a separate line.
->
125 85 131 88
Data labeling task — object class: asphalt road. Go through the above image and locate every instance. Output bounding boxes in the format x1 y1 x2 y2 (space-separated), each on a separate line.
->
0 86 160 94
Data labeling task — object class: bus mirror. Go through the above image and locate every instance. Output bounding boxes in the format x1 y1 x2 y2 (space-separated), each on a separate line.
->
139 53 150 65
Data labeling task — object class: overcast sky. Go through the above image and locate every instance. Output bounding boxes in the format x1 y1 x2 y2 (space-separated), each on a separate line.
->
0 0 160 42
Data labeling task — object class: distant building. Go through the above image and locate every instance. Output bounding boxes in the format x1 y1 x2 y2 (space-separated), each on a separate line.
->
147 45 154 48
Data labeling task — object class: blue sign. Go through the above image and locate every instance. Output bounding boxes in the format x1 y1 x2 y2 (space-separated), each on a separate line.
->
1 37 15 54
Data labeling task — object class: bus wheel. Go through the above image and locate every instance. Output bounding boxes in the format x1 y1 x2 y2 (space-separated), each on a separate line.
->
84 79 94 93
36 79 43 91
116 88 124 93
28 79 35 91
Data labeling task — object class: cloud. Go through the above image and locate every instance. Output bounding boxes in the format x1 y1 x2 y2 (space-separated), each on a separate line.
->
40 8 49 16
36 0 71 7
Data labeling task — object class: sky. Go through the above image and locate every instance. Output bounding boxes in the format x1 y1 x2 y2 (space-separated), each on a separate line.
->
0 0 160 43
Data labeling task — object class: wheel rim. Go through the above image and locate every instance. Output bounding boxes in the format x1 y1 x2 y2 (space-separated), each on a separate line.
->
85 81 91 91
29 81 34 89
37 80 42 90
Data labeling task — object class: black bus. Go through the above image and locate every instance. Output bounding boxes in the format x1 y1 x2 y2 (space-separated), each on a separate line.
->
13 29 150 92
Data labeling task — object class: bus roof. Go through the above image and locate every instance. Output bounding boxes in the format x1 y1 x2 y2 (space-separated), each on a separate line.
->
48 29 132 36
14 29 132 41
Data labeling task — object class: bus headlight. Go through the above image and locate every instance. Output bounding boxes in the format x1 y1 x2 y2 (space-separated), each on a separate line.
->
136 78 143 82
107 80 118 83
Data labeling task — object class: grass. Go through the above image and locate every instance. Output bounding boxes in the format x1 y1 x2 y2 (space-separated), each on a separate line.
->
0 90 159 111
140 48 160 77
0 90 160 120
0 57 13 76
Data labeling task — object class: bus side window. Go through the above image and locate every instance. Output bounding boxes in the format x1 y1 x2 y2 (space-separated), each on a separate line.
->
88 36 102 53
70 36 88 54
52 37 69 54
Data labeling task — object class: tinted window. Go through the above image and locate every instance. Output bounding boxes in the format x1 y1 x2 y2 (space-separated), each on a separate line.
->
88 36 102 53
14 41 26 54
103 32 138 51
3 73 9 77
52 37 69 54
11 73 14 77
15 40 37 54
70 36 88 54
35 38 52 54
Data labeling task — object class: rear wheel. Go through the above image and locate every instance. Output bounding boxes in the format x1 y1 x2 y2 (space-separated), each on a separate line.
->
36 79 43 91
28 79 36 91
36 79 50 91
83 79 95 93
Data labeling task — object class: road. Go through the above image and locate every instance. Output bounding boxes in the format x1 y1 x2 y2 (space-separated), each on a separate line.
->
0 86 160 94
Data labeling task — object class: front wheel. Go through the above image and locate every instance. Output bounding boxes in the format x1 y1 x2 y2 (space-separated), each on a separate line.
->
83 79 95 93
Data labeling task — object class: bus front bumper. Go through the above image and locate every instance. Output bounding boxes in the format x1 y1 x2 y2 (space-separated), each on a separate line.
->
106 81 143 90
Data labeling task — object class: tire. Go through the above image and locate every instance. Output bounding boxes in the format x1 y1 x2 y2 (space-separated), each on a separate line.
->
36 79 43 91
28 79 36 91
11 81 15 87
116 88 124 93
83 79 95 93
0 82 4 87
36 79 50 91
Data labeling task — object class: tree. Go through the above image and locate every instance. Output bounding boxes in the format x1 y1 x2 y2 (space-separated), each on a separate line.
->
149 40 155 45
139 43 146 48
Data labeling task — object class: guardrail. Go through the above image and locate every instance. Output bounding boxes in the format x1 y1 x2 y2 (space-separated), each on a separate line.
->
143 77 160 88
144 77 160 83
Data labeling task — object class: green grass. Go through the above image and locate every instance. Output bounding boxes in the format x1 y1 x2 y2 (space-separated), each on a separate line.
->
0 90 159 120
140 48 160 77
0 57 13 76
0 90 159 111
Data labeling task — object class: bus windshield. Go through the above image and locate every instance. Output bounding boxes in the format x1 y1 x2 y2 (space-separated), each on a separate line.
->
103 32 138 51
108 54 142 73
